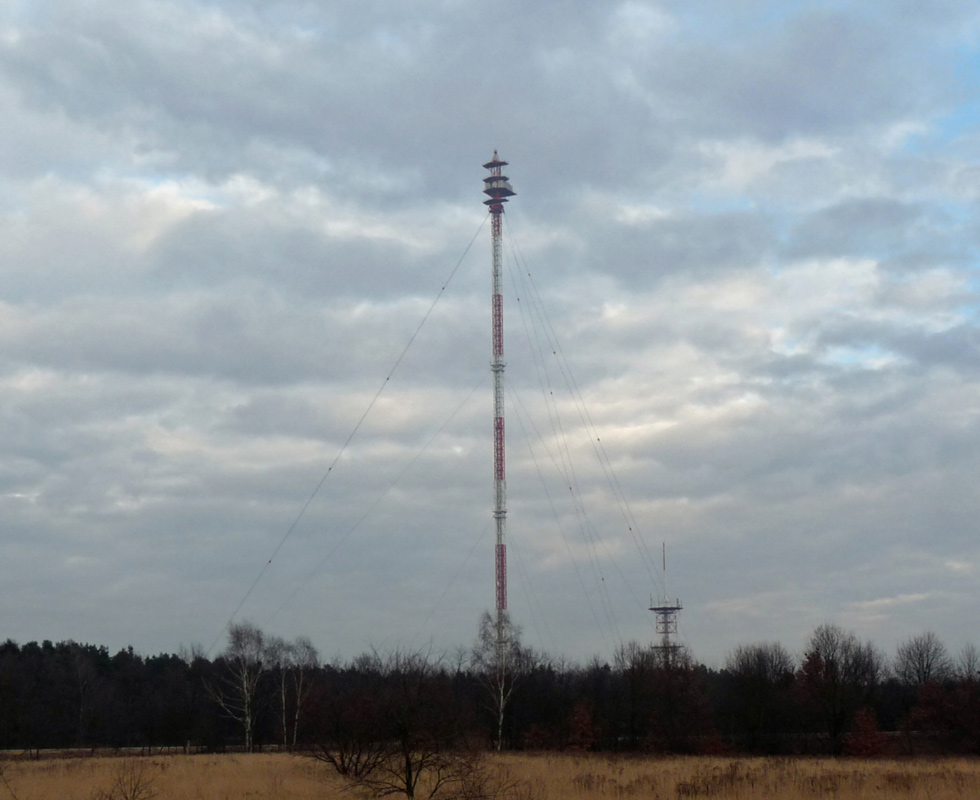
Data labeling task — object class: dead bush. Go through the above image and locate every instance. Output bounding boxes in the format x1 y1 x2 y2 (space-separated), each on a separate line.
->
89 760 157 800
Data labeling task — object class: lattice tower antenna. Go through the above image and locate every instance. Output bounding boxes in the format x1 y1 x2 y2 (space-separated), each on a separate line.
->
483 152 516 658
650 543 683 660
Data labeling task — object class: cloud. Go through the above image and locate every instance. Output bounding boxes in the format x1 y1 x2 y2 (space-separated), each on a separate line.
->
0 0 979 664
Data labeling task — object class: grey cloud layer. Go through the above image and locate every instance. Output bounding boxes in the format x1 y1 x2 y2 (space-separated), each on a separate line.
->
0 0 978 663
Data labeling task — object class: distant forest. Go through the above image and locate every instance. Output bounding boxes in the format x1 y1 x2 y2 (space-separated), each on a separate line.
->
1 621 977 757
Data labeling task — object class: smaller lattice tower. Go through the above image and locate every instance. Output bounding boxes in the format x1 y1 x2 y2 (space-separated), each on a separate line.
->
650 543 683 662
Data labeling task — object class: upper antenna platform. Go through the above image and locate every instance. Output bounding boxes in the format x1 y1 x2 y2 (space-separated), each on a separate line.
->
483 150 516 207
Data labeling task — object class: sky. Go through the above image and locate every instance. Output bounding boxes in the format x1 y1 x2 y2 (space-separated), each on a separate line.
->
1 0 980 668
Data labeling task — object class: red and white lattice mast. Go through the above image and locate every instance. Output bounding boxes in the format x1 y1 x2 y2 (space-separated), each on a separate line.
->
483 152 516 654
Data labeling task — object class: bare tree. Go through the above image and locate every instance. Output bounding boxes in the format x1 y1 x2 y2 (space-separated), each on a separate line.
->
724 642 794 751
289 636 319 749
614 640 655 749
176 643 206 665
307 649 482 800
470 612 536 751
895 632 952 688
728 642 794 683
956 643 979 684
206 621 268 752
645 644 709 752
266 635 291 750
798 624 885 751
90 761 158 800
70 643 96 748
307 656 387 779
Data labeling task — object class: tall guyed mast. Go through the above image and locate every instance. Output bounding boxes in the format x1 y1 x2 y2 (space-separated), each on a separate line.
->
483 152 515 654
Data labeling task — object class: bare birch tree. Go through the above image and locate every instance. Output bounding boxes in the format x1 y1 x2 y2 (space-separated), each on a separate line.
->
289 636 319 748
268 635 320 750
266 635 291 750
471 611 537 751
206 621 268 752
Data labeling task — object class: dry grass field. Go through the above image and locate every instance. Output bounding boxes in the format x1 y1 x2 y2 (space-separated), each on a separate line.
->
0 754 337 800
500 753 980 799
2 752 980 799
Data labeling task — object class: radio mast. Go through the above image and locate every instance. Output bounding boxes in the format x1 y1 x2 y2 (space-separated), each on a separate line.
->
483 152 516 658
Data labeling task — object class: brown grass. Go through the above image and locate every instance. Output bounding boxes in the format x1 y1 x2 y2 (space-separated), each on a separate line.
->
0 753 342 800
498 754 980 800
1 752 980 800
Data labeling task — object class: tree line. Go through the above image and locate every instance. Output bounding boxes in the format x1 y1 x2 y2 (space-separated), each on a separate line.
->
0 621 977 757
